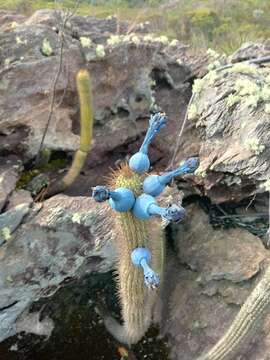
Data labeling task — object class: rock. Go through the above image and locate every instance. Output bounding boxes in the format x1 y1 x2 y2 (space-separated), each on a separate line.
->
156 204 270 360
0 194 116 342
184 51 270 202
0 156 22 212
16 311 54 339
0 203 30 246
230 41 270 62
6 189 33 210
0 9 205 194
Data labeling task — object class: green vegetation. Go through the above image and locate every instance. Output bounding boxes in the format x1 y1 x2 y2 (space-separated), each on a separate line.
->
1 0 269 53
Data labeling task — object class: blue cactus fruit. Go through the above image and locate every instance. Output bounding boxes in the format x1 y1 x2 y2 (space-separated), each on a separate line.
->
92 185 135 212
143 157 199 196
129 112 167 173
133 193 186 222
131 247 160 289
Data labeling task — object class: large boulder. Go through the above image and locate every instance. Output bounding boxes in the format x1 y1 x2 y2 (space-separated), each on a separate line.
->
156 204 270 360
179 44 270 203
0 194 116 342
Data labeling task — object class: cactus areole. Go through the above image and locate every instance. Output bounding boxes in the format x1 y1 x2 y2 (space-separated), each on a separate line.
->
91 112 199 344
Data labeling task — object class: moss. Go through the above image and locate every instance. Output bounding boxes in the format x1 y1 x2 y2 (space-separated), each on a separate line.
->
16 157 69 190
16 169 40 189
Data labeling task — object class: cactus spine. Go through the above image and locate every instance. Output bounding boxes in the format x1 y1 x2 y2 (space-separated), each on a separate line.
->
104 164 164 345
197 265 270 360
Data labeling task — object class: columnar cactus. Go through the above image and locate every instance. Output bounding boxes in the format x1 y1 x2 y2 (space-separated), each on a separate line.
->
197 265 270 360
47 69 93 196
92 112 199 345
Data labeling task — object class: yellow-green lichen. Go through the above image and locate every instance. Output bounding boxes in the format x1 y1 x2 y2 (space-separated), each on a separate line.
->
41 38 53 56
260 86 270 101
245 138 265 155
155 35 169 45
16 36 27 45
131 35 140 45
195 167 207 178
11 21 18 29
188 103 199 120
230 62 258 74
169 39 179 47
207 60 221 71
227 93 240 107
206 48 220 59
96 44 105 58
1 227 11 241
265 104 270 114
107 35 122 46
4 58 11 67
72 213 81 224
244 94 260 109
234 79 260 96
205 70 218 85
192 78 204 94
80 36 92 48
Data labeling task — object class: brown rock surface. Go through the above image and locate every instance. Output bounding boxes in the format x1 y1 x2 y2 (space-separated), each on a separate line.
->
156 204 270 360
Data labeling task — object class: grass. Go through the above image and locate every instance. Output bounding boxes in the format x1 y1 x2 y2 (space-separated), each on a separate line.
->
0 0 269 53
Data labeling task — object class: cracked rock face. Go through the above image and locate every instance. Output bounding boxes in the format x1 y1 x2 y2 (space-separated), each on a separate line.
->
156 204 270 360
185 49 270 203
0 8 200 168
0 194 116 343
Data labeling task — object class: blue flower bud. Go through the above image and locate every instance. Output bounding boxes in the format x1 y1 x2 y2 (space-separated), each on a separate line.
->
143 157 200 196
129 112 167 173
132 193 186 223
92 186 135 212
131 247 160 289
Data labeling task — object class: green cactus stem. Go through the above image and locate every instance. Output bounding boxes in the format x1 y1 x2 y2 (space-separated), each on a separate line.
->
46 69 93 196
197 265 270 360
103 164 165 345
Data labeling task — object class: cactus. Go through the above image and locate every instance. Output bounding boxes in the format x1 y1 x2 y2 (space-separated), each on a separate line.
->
197 265 270 360
47 69 93 196
92 112 199 345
